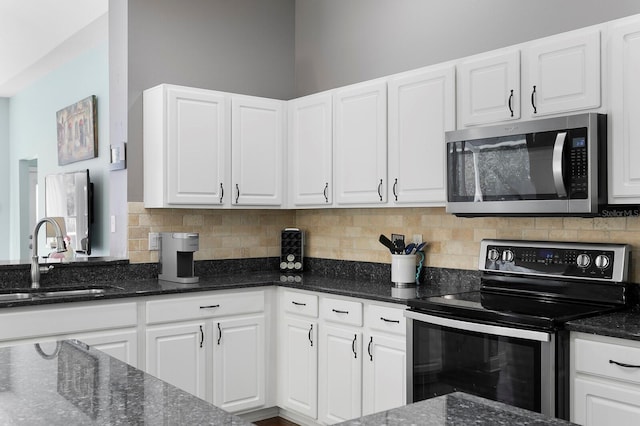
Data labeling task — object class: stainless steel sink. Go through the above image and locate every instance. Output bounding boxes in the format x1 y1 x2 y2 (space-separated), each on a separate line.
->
0 293 32 302
36 288 106 298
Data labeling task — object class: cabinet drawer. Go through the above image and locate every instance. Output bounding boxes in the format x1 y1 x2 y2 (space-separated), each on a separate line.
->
366 304 406 336
575 337 640 385
321 297 362 327
283 290 318 318
146 290 264 324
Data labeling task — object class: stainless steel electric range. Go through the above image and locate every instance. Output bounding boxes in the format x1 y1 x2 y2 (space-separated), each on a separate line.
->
405 239 633 421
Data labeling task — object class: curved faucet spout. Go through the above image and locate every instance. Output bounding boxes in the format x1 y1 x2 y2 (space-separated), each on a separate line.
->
31 217 65 289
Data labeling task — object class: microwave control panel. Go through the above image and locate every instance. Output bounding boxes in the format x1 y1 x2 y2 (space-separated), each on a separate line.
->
567 127 588 199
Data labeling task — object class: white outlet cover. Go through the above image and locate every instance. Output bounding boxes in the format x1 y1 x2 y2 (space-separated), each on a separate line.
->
148 232 159 250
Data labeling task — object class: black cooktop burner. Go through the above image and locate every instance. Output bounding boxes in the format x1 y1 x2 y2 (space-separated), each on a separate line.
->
407 289 625 331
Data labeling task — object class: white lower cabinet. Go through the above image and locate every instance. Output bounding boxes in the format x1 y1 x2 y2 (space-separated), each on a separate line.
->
145 321 207 399
72 328 138 367
213 314 266 412
144 289 268 414
278 289 319 419
571 332 640 426
317 295 407 425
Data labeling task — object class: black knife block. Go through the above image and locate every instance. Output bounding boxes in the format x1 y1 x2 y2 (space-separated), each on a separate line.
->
280 228 304 272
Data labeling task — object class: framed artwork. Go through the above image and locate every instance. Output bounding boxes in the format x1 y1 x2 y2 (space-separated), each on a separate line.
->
56 95 98 165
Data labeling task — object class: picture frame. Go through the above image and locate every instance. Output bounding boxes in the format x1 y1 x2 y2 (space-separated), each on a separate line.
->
56 95 98 165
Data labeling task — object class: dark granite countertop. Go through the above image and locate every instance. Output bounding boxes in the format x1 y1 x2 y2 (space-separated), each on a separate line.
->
0 339 250 425
335 392 574 426
566 306 640 341
0 269 480 309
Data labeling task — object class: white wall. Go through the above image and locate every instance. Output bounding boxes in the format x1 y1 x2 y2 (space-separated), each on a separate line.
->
0 98 9 259
8 42 110 260
294 0 640 95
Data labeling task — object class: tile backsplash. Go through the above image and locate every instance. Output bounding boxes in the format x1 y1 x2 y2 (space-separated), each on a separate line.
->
128 203 640 283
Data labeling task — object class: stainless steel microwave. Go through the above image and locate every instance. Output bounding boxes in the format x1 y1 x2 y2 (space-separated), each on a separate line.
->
445 113 606 216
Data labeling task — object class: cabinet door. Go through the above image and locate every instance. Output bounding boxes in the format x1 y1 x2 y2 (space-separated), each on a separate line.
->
280 317 318 418
232 96 284 206
334 80 387 205
213 315 266 413
388 66 455 205
362 333 406 416
609 18 640 203
573 377 640 426
166 86 230 205
72 329 138 367
289 93 333 206
525 29 600 117
319 325 362 424
145 322 207 400
457 49 520 126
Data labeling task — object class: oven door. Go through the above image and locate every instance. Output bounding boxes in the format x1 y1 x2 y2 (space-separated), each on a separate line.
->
405 310 556 417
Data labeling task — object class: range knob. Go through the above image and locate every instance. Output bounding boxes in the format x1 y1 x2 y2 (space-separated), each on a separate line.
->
576 253 591 268
595 255 610 269
487 249 500 262
501 249 515 262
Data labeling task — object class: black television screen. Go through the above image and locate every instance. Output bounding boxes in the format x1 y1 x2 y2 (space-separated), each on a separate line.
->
45 169 93 255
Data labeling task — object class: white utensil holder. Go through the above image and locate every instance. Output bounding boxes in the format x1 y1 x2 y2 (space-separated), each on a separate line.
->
391 254 416 287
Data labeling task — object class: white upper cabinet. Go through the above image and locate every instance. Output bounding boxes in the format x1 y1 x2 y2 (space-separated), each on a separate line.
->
231 95 285 206
523 29 601 117
144 84 230 208
334 80 388 205
609 16 640 203
288 92 333 207
388 65 455 205
457 49 520 127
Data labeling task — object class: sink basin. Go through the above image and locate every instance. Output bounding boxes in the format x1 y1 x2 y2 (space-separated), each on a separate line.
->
36 288 106 298
0 293 32 302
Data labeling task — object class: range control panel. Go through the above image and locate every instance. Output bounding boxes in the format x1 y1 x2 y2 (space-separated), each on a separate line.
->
479 239 631 282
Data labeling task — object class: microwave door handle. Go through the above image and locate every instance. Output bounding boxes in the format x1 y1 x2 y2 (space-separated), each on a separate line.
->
552 132 568 198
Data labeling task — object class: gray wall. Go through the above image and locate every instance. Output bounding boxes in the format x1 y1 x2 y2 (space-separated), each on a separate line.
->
127 0 296 202
0 98 8 259
294 0 640 96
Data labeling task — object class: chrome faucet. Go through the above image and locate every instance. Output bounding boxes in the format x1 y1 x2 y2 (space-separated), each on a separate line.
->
30 217 66 289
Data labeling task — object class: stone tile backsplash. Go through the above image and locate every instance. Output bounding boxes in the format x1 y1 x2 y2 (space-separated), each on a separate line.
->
128 203 640 283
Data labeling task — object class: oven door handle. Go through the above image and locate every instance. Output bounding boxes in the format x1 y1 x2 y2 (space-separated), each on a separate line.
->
404 310 551 342
552 131 568 198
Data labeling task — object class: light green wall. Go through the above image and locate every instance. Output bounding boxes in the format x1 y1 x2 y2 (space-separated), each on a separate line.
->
8 42 109 260
0 98 9 259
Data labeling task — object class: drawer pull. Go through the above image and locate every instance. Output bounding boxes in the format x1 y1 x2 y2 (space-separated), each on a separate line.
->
200 304 220 309
332 309 349 315
292 301 307 306
380 317 400 324
610 359 640 369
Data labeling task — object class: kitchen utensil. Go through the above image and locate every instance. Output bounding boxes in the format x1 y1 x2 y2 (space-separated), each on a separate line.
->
379 234 397 254
415 242 427 253
404 243 416 255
